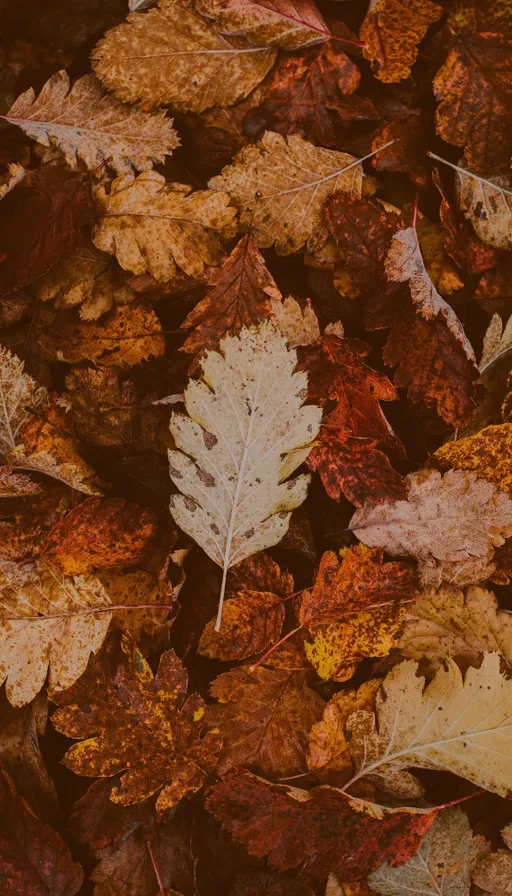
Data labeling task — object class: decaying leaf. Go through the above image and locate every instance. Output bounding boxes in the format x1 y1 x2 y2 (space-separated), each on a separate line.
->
93 0 276 112
207 769 437 881
361 0 443 83
0 468 40 497
346 652 512 798
0 560 113 706
5 70 179 175
350 468 512 587
208 131 363 255
0 343 47 457
369 808 486 896
458 168 512 251
480 313 512 373
398 584 512 673
434 423 512 496
196 0 331 49
270 295 321 348
208 664 324 777
473 825 512 896
52 636 222 810
199 590 285 662
169 322 321 629
93 170 236 281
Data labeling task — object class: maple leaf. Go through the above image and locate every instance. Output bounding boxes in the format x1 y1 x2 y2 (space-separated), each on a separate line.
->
434 423 512 496
208 131 363 255
0 165 93 297
34 236 137 321
93 0 276 113
180 235 276 358
40 497 157 575
360 0 443 83
351 468 512 587
473 825 512 896
299 546 417 681
398 584 512 674
207 769 437 881
5 70 179 175
0 769 83 895
52 635 222 810
169 322 321 629
434 33 512 175
369 808 486 896
93 171 236 281
0 560 113 706
346 652 512 798
196 0 332 49
208 664 324 777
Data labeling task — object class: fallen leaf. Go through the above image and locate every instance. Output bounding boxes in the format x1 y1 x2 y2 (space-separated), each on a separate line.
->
5 70 179 175
195 0 331 49
180 235 276 358
361 0 442 83
346 652 512 798
40 497 157 574
93 171 236 281
0 560 112 706
52 635 221 810
0 468 40 496
0 483 74 562
208 131 363 255
271 295 321 348
434 423 512 495
100 568 176 639
207 769 437 880
473 825 512 896
93 0 276 112
398 584 512 673
370 115 429 188
0 769 83 895
350 468 512 587
0 343 47 458
434 34 512 175
368 808 486 896
199 591 285 661
458 168 512 251
0 165 93 297
169 322 321 629
0 161 25 198
208 664 324 777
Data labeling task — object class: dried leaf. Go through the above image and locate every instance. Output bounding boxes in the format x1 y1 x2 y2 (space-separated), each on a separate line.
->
473 826 512 896
480 313 512 373
6 71 179 175
195 0 331 49
93 0 276 112
169 322 321 629
361 0 442 83
52 636 221 810
458 168 512 251
208 131 363 255
100 568 175 639
271 295 321 348
435 423 512 496
350 468 512 587
208 665 324 777
93 171 236 281
199 591 285 661
0 343 47 457
0 468 40 496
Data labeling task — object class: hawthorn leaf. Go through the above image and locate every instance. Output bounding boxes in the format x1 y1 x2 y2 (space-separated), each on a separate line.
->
398 585 512 674
434 423 512 495
5 71 179 175
0 344 47 457
169 322 321 629
196 0 330 49
206 769 437 881
208 664 324 777
208 131 364 255
52 636 221 810
0 561 113 706
199 590 285 661
0 769 83 896
480 313 512 373
368 808 486 896
346 652 512 798
361 0 443 83
458 168 512 251
350 469 512 587
271 295 321 348
93 171 236 281
93 0 276 113
473 825 512 896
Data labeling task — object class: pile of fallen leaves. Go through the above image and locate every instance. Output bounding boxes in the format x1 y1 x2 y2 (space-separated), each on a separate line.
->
1 0 512 892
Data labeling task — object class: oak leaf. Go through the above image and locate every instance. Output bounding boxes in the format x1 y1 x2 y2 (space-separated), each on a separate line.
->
346 652 512 798
93 171 236 281
398 585 512 674
5 71 179 175
181 235 276 358
169 322 321 629
473 825 512 896
40 497 157 574
0 560 113 706
208 664 324 777
0 769 83 896
360 0 442 83
207 769 437 881
0 165 93 297
434 34 512 175
195 0 330 49
434 424 512 496
369 808 486 896
208 131 363 255
93 0 276 112
52 636 222 810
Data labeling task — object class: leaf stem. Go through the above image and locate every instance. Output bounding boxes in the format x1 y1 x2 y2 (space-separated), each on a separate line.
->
146 839 164 896
1 603 175 621
250 625 303 671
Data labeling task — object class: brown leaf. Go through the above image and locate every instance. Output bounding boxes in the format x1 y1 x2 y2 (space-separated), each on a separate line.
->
0 483 74 562
52 635 221 810
473 826 512 896
371 114 430 187
196 0 331 49
199 591 285 662
434 423 512 496
361 0 443 83
0 769 83 895
208 665 324 777
0 165 93 297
